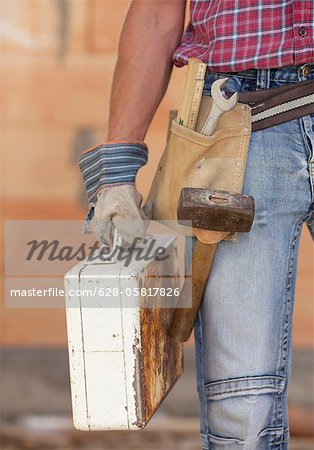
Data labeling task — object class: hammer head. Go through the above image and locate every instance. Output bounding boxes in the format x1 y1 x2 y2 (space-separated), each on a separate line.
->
177 187 255 233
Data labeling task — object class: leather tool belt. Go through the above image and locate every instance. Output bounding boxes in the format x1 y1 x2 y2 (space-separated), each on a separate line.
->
146 98 252 244
146 78 314 243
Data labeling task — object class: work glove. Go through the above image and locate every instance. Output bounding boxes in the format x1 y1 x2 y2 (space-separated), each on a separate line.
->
79 140 152 247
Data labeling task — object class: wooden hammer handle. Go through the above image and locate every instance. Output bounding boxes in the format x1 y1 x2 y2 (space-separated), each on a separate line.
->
169 241 218 342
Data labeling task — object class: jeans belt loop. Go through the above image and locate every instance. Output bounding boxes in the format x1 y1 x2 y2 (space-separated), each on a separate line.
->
256 68 270 90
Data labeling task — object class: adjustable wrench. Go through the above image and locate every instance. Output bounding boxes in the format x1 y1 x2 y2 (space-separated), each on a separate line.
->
201 78 238 135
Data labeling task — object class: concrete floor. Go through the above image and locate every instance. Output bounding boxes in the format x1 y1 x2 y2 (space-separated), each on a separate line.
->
1 347 313 449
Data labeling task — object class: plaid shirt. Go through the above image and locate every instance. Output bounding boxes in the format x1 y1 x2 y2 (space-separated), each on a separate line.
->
173 0 314 72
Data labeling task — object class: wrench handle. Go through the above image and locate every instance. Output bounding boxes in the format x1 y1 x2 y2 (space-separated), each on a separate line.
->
201 116 215 135
201 106 223 135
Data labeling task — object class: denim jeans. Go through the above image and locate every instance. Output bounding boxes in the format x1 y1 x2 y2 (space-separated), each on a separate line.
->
189 63 314 449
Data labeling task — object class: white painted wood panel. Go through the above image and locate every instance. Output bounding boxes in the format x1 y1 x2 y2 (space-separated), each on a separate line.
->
65 234 183 430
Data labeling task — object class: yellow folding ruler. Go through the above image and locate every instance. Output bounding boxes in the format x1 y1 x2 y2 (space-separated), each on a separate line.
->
177 58 207 130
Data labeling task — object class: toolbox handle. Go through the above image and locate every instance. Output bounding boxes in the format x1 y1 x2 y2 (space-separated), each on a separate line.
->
112 227 122 250
95 228 122 265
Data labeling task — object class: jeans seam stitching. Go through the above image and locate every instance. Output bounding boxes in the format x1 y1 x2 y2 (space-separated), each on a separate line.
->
205 385 284 399
280 218 304 436
299 115 313 159
205 374 284 387
198 310 209 447
275 217 304 430
207 425 285 444
206 73 257 80
299 115 314 204
269 78 299 83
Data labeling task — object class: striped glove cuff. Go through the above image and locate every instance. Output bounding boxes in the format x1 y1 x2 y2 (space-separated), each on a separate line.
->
78 141 148 233
79 141 148 205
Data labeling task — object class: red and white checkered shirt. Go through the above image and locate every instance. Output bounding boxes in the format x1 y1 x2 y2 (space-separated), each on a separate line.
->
173 0 314 72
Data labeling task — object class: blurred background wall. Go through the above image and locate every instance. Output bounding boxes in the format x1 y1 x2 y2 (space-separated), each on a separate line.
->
0 0 313 447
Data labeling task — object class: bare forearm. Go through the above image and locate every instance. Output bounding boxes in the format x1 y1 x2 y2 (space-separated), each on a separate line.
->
107 0 186 142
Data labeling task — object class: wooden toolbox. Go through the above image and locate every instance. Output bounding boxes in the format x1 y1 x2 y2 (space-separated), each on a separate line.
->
64 234 183 430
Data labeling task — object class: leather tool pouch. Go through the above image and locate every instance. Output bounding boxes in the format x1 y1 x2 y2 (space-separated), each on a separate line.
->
146 96 252 244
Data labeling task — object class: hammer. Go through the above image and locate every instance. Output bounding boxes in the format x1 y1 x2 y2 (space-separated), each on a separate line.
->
168 77 254 342
169 187 255 342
